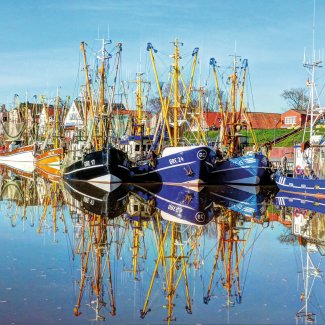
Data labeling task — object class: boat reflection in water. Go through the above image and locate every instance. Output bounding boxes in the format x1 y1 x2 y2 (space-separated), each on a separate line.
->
63 179 130 219
129 183 215 226
276 190 325 214
70 209 119 320
276 192 325 323
0 165 39 229
209 184 278 219
202 185 276 309
2 166 325 324
128 184 216 323
0 166 67 243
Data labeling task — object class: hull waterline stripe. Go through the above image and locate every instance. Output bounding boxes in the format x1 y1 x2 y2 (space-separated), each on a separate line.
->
63 164 105 175
64 182 104 202
210 165 265 174
133 161 196 177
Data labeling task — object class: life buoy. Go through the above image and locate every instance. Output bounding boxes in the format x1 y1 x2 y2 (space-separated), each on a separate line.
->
295 165 303 175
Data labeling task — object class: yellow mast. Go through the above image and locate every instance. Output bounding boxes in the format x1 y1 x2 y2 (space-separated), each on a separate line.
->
80 41 98 149
147 43 173 146
183 47 199 121
228 56 238 157
239 60 258 150
141 218 200 323
140 221 171 318
204 210 254 306
54 87 60 149
135 73 146 135
132 222 140 279
24 93 29 144
73 212 116 319
166 223 176 323
74 215 95 316
52 182 58 241
194 86 207 144
98 39 106 149
172 38 181 146
211 56 258 154
210 58 227 146
107 43 122 139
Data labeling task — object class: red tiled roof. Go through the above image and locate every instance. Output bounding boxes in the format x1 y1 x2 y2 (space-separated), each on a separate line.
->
203 111 282 129
203 112 223 128
246 112 281 129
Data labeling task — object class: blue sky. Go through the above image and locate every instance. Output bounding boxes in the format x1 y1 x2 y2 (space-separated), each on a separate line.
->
1 0 325 112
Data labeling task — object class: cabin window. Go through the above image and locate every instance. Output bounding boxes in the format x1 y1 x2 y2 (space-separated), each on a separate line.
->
134 205 139 212
135 145 140 152
142 145 146 151
284 116 297 125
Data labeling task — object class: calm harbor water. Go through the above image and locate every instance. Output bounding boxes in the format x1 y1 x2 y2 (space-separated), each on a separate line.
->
0 169 324 325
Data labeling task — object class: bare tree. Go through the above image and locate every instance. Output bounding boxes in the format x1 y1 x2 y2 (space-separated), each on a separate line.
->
281 88 309 110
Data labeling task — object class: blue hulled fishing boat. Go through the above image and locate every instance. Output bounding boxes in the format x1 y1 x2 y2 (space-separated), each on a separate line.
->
131 145 215 185
208 57 269 185
129 41 215 186
210 152 268 185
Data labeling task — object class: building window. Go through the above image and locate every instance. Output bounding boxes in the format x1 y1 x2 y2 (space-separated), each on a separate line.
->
285 116 297 125
135 145 140 152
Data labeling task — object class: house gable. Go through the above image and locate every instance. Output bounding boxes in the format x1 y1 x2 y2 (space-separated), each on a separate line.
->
64 100 84 128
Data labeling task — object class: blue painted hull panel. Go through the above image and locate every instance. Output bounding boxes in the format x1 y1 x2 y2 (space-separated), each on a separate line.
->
209 153 268 185
275 174 325 196
275 191 325 214
130 183 215 226
130 146 214 185
209 184 275 218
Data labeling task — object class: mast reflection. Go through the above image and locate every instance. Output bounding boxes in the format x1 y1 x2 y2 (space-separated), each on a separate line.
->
276 191 325 324
2 165 325 324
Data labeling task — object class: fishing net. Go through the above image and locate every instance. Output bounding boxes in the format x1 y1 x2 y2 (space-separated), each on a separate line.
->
1 121 26 141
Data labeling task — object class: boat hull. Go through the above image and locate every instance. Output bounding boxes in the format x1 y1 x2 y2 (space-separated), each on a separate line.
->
63 147 130 192
275 173 325 197
275 190 325 214
0 145 35 166
209 184 276 218
63 180 130 218
130 183 214 226
35 148 63 167
0 163 34 180
209 153 268 185
130 146 214 187
36 165 61 183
